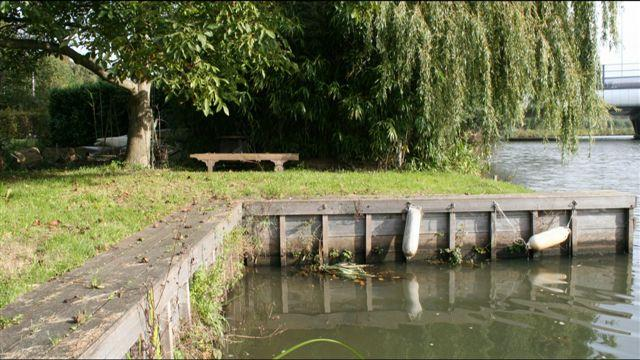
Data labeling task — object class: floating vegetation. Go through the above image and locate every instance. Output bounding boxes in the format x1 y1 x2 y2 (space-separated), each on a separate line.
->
316 263 371 280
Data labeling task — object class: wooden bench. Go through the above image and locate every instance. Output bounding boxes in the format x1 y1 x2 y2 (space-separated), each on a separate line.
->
190 153 299 172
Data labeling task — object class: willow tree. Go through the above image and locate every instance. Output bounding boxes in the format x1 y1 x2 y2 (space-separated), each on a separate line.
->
345 1 617 168
243 2 617 170
0 1 293 166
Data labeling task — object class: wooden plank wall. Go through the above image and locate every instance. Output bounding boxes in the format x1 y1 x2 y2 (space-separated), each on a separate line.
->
244 193 636 265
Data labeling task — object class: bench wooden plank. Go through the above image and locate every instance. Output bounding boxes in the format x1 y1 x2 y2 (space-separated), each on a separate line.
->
190 153 299 172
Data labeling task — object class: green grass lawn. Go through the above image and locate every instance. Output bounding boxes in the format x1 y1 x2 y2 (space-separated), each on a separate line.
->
0 165 527 309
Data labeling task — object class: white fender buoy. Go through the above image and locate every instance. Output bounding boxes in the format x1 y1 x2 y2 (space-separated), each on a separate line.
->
403 274 422 320
527 227 571 251
402 204 422 259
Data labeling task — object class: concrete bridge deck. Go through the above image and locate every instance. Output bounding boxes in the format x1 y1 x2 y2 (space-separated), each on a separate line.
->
602 63 640 138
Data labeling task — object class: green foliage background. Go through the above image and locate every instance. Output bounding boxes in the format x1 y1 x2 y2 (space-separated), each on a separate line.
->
156 2 618 171
2 2 618 171
48 82 129 147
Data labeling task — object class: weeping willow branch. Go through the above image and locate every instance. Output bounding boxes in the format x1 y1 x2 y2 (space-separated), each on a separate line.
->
343 1 617 169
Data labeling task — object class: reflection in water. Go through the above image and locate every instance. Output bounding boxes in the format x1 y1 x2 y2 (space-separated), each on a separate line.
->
224 257 638 359
403 274 422 321
527 271 567 294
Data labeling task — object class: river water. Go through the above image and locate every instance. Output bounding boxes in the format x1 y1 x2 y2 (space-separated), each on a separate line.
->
223 138 640 359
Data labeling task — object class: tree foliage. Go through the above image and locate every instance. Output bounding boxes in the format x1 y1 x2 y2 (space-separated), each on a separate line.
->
239 1 617 170
1 1 618 170
0 56 95 110
1 1 295 165
0 1 295 114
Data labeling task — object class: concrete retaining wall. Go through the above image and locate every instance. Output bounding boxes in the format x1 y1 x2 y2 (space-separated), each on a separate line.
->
0 202 242 359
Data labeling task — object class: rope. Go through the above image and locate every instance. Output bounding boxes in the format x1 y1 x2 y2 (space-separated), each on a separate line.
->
493 200 577 252
565 200 577 229
493 201 527 248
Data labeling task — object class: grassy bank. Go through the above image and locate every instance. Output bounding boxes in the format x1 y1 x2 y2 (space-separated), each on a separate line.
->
0 164 527 309
510 126 634 139
174 228 249 359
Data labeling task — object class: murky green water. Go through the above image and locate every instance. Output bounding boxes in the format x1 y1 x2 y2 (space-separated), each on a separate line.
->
223 138 640 359
224 258 638 358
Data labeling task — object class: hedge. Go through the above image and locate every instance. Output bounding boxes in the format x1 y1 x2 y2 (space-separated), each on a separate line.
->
48 82 130 147
0 108 49 139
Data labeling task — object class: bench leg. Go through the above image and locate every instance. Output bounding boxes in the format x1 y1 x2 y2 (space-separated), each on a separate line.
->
205 161 216 172
272 160 285 172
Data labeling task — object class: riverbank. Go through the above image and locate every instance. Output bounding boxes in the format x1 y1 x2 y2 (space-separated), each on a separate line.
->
509 126 634 140
0 165 526 309
174 228 249 359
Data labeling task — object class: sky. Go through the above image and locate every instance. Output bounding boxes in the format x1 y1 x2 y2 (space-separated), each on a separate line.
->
599 2 640 66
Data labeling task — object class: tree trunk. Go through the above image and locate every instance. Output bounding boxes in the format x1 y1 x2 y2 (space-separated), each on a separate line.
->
125 81 153 167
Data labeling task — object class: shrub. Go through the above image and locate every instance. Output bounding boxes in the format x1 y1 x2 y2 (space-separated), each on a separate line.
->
48 82 130 147
0 107 49 139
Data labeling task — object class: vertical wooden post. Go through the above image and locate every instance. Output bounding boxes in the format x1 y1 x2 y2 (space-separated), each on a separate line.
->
529 210 538 259
365 214 372 263
449 204 456 250
570 208 578 256
490 209 497 261
321 215 329 265
530 211 538 236
279 215 287 267
628 207 635 254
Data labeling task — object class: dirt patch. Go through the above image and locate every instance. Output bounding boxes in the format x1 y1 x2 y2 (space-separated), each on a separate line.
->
0 241 35 277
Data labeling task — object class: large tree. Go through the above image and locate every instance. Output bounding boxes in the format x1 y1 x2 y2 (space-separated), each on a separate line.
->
238 2 618 170
0 1 293 166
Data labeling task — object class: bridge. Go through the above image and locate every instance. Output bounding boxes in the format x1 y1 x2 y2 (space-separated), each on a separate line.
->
601 63 640 138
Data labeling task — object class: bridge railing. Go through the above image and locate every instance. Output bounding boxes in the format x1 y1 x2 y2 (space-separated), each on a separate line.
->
603 63 640 79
